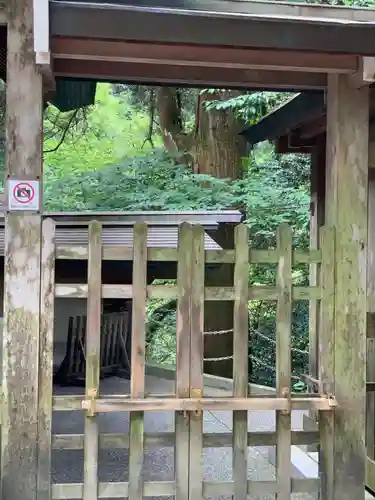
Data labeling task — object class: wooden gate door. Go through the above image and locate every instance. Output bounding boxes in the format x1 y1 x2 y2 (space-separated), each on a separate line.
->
33 218 337 500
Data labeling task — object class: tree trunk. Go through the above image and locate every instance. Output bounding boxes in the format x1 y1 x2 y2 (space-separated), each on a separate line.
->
156 88 247 378
194 90 247 178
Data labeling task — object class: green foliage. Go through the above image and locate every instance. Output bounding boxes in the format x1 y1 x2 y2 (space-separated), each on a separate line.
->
41 82 312 388
203 91 289 124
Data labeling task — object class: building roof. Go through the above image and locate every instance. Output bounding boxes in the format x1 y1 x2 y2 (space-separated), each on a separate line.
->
241 92 325 145
242 88 375 149
0 210 243 254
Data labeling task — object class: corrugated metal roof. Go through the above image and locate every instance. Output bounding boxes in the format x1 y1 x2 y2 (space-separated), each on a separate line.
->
39 210 242 225
0 226 221 253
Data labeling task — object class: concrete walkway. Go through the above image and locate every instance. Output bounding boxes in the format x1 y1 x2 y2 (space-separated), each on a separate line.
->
53 374 316 499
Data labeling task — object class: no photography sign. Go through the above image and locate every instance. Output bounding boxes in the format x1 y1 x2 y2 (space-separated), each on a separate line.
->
7 180 40 211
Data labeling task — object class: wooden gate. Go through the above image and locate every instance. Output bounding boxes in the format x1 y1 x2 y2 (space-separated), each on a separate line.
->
35 218 336 499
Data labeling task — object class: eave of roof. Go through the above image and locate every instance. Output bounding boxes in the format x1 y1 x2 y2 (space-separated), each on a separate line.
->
241 92 325 145
0 210 243 226
0 225 222 252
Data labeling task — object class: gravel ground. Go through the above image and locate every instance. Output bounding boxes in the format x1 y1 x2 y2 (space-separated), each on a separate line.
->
52 375 317 499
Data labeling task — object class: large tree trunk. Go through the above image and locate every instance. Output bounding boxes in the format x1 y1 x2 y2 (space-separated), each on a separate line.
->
194 90 247 178
156 87 248 378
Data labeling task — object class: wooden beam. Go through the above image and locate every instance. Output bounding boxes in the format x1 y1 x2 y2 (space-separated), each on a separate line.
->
52 38 359 74
1 4 43 500
53 59 327 91
48 0 375 24
33 0 55 93
322 73 369 500
50 1 375 56
349 57 375 89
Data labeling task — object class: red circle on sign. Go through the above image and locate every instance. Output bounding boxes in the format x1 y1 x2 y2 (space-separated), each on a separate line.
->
13 182 35 204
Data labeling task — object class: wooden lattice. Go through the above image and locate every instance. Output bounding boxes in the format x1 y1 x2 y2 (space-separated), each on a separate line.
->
37 219 336 499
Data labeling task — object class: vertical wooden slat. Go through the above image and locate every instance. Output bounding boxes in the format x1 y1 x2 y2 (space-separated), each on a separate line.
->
83 221 102 500
189 225 205 500
275 224 292 500
308 141 326 435
105 316 113 366
319 226 335 500
109 315 117 364
37 218 56 500
128 222 148 500
175 223 193 500
81 316 87 374
233 223 249 500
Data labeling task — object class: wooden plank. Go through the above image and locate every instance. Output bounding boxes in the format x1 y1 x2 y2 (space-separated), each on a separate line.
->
50 478 320 499
175 223 192 500
318 226 335 499
128 222 148 500
204 478 319 496
189 225 205 500
37 219 56 500
275 224 292 500
55 283 321 301
55 58 327 91
53 38 359 74
324 73 369 500
56 244 322 265
51 430 320 450
1 2 44 499
52 481 176 499
79 395 336 413
83 221 102 500
232 224 249 499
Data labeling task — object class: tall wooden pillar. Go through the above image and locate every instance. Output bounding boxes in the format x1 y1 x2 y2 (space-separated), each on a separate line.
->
1 2 43 500
321 74 369 500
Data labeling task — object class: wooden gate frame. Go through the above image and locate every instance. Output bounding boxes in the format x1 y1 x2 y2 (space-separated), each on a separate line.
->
31 218 338 499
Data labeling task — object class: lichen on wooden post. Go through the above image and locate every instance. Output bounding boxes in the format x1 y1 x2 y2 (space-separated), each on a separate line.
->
1 2 44 500
324 73 369 500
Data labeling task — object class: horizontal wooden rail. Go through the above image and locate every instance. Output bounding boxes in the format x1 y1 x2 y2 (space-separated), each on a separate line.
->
56 245 322 264
51 478 319 499
51 430 319 450
55 283 321 301
74 396 336 413
51 393 337 411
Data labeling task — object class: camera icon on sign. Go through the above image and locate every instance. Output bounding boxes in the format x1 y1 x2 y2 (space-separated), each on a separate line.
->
16 188 31 199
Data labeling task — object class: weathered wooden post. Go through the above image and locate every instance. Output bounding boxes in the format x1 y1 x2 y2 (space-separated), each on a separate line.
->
321 73 369 500
1 1 45 500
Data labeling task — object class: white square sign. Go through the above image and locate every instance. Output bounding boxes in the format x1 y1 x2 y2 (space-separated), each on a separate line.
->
7 180 40 212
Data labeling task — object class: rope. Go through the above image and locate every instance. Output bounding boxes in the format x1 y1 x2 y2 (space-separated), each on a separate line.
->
202 326 309 356
204 355 233 362
204 328 233 336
